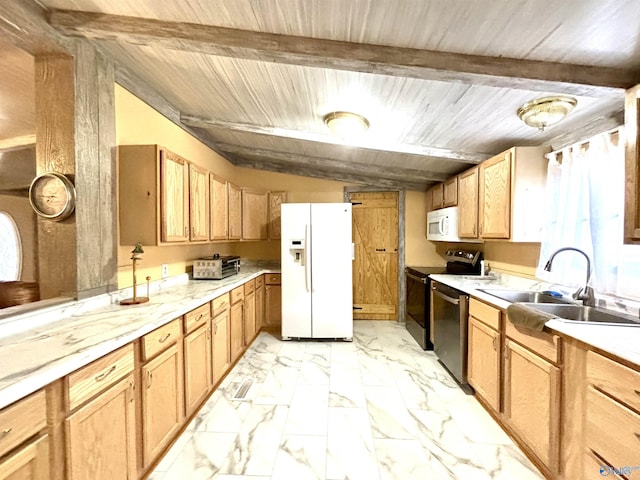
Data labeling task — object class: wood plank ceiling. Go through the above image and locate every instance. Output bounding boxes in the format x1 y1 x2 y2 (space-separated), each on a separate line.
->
5 0 640 190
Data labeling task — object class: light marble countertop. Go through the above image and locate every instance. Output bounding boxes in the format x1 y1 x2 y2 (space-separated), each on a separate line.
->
0 264 280 410
430 273 640 367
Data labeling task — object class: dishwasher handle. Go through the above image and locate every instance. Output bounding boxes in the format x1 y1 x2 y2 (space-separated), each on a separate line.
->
406 272 428 284
432 288 461 305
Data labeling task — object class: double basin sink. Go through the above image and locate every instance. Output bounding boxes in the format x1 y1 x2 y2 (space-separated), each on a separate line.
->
477 289 640 326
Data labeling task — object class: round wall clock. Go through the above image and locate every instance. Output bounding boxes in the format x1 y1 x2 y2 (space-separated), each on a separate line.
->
28 172 76 221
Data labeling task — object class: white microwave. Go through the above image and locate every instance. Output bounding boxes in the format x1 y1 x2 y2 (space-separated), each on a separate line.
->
427 206 461 242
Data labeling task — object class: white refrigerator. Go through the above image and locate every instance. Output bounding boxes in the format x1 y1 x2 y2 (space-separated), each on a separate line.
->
281 203 354 340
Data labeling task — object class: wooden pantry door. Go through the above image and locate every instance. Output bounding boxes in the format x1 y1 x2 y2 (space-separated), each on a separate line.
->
349 191 399 320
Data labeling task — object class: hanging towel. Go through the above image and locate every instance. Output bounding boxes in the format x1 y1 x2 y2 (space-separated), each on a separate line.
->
506 303 555 331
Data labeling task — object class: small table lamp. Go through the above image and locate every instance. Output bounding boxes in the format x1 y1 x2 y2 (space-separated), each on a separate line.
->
120 243 150 305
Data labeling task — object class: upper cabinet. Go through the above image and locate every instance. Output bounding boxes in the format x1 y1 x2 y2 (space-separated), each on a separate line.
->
478 146 546 242
209 173 228 241
443 176 458 207
268 191 287 240
189 164 210 242
160 149 190 243
228 183 242 240
625 84 640 243
430 183 444 210
242 189 268 240
458 167 479 239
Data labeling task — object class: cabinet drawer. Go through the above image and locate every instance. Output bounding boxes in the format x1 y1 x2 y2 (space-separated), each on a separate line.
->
583 449 626 480
505 321 560 364
184 303 211 333
255 275 264 289
142 318 181 361
585 386 640 471
244 279 255 295
587 351 640 413
212 293 229 315
67 344 134 411
265 273 281 285
230 286 244 304
0 390 46 458
469 298 501 330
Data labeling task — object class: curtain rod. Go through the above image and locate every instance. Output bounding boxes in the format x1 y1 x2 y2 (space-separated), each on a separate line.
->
545 126 622 160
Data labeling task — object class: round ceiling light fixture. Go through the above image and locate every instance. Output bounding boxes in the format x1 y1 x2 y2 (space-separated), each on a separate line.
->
517 95 577 131
323 111 370 138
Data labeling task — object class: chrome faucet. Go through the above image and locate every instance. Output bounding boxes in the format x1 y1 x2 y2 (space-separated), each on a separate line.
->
544 247 596 307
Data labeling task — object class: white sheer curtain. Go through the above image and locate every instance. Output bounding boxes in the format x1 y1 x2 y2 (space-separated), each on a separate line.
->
536 129 626 295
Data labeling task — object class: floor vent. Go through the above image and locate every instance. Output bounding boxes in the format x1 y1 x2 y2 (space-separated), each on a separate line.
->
232 378 254 401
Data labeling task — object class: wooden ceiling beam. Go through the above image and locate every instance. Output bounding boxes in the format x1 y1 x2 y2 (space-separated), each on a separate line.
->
183 115 488 164
216 142 451 183
49 9 637 98
230 154 430 191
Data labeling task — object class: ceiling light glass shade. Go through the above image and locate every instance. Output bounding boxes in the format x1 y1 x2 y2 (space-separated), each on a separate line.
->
517 96 577 131
323 111 370 137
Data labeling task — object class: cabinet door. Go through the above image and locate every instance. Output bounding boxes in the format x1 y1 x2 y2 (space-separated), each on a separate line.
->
425 187 433 213
160 149 189 242
230 301 244 362
443 177 458 207
184 324 212 415
268 192 287 239
65 375 136 480
228 183 242 240
141 345 184 467
213 309 230 383
431 184 444 210
503 339 560 473
209 174 228 240
242 190 268 240
0 435 49 480
468 316 500 411
458 167 479 238
244 291 256 346
255 284 265 331
479 151 512 239
188 163 210 242
625 85 640 243
265 284 282 328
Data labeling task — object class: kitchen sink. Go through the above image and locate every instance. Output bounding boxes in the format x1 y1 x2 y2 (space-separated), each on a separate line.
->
520 303 640 326
477 289 574 304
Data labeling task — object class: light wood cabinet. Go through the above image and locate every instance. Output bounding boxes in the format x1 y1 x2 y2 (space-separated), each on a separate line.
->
140 342 184 467
255 276 265 331
209 174 228 241
268 191 287 239
430 183 444 210
468 312 500 411
183 323 212 415
478 146 547 241
443 176 458 207
229 286 244 362
503 338 561 474
212 307 230 384
0 435 49 480
242 189 268 240
625 84 640 243
65 375 137 480
458 167 479 238
244 291 256 346
160 149 190 243
228 183 242 240
265 274 282 329
188 163 210 242
425 187 433 213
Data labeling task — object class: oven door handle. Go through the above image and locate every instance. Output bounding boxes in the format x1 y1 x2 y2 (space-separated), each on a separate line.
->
406 272 428 284
433 289 461 305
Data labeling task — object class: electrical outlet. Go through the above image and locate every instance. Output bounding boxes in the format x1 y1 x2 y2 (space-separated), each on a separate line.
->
161 264 169 278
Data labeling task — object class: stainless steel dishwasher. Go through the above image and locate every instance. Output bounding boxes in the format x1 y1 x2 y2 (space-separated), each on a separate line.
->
432 280 472 393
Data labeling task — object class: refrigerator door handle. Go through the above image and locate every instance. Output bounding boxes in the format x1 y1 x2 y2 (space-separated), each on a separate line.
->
304 223 311 292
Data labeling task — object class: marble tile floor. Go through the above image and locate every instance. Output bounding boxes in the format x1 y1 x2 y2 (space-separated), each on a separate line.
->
150 321 544 480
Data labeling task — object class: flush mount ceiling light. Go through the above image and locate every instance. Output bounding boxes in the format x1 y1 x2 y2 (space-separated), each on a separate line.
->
323 111 370 138
517 95 577 131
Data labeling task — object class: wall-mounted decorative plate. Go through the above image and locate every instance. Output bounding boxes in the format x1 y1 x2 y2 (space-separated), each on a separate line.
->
28 172 76 220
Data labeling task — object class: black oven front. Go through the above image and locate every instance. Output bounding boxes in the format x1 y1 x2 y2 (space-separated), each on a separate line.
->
405 266 445 350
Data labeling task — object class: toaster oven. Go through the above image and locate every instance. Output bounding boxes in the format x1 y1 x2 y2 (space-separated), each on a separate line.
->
193 256 240 279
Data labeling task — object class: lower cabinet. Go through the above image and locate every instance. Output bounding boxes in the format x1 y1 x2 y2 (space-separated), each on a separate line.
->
244 283 256 346
468 316 501 411
503 338 561 474
230 286 245 362
140 341 184 468
255 275 265 330
65 375 137 480
183 324 212 416
212 294 231 384
0 435 49 480
265 274 282 329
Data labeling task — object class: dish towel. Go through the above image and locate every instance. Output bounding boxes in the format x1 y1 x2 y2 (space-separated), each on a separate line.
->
506 303 555 331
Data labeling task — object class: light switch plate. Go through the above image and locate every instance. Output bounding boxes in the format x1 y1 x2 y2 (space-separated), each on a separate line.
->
161 264 169 278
